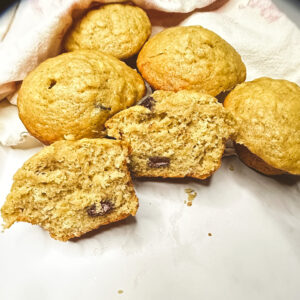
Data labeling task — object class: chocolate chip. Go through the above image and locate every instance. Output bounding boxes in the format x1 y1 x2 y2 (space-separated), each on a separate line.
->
48 80 56 89
148 156 170 168
104 136 116 140
86 204 97 216
138 96 156 111
95 104 111 111
86 201 114 217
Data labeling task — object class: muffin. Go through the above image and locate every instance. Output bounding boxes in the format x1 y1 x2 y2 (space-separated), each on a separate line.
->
224 77 300 175
64 4 151 60
1 139 139 241
18 50 145 144
137 26 246 96
106 90 236 179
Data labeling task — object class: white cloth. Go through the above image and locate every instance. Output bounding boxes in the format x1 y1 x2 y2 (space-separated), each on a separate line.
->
0 0 299 146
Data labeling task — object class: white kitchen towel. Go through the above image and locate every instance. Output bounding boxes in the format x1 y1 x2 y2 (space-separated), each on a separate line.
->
0 0 299 147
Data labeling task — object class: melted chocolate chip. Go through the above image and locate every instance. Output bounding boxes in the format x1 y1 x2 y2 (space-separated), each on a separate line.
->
48 80 56 89
148 156 170 168
95 104 111 111
86 201 114 217
104 136 116 140
86 204 98 217
138 96 156 111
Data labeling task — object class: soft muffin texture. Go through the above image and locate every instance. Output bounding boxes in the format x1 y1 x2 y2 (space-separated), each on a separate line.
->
137 26 246 96
1 139 139 241
18 50 145 144
64 4 151 59
224 77 300 175
106 90 236 179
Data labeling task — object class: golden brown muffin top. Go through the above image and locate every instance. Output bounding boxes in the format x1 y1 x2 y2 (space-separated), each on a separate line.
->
18 50 145 144
224 77 300 175
64 4 151 59
137 26 246 96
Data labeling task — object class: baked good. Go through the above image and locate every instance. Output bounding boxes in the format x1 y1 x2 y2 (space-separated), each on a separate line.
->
105 90 236 179
224 77 300 175
137 26 246 96
234 143 286 175
1 139 139 241
18 50 145 144
64 4 151 60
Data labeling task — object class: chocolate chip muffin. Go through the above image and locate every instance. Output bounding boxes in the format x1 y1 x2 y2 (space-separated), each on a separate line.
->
18 50 145 144
224 77 300 175
137 26 246 96
1 139 139 241
105 90 236 179
64 4 151 60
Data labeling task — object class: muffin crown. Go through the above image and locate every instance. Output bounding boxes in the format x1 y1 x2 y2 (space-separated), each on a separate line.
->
224 77 300 174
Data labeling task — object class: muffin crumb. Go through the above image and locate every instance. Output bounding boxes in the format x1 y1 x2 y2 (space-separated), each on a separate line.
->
185 188 197 201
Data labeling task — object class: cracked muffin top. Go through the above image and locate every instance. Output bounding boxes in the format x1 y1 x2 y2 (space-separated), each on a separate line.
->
137 26 246 96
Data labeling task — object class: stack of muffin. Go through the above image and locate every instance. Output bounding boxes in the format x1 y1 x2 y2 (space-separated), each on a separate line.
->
1 4 299 241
